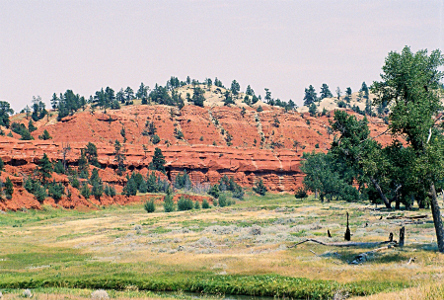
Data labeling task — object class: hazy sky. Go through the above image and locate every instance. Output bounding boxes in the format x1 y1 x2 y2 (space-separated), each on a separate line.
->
1 0 443 112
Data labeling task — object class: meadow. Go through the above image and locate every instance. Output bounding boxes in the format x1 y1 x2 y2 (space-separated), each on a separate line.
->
1 192 444 299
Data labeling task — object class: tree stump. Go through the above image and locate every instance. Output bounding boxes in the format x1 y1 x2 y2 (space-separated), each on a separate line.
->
344 212 351 241
399 226 405 247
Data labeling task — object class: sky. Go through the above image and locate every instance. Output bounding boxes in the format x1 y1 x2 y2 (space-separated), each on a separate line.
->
1 0 443 113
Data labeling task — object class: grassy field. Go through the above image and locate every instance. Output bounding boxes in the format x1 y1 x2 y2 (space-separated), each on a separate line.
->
1 192 444 299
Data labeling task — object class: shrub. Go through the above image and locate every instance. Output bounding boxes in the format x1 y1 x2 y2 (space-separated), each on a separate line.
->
47 181 64 200
139 180 148 193
54 160 64 174
202 199 210 209
294 188 308 199
80 184 91 199
151 134 160 144
123 177 138 196
194 201 201 209
218 194 227 207
38 129 52 140
163 193 175 212
208 184 220 198
174 170 192 190
5 177 13 199
144 200 156 213
253 179 267 196
71 177 80 189
177 197 193 211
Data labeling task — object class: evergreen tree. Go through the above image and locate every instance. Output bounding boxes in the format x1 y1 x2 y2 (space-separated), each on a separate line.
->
252 179 267 196
0 101 13 128
5 177 13 199
124 86 134 103
245 85 255 96
344 87 352 102
85 142 100 167
37 153 53 184
303 85 317 106
51 93 59 110
319 83 333 99
38 129 52 140
150 147 166 173
231 80 240 96
223 91 235 106
114 140 126 175
308 103 317 116
192 87 205 107
163 192 175 212
28 119 37 132
136 82 149 101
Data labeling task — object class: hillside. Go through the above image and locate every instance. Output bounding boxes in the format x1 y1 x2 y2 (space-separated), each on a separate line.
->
0 85 392 211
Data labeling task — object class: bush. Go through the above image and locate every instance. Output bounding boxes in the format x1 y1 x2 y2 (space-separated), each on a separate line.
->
208 184 220 198
177 197 193 211
163 193 175 212
48 181 65 200
294 188 308 199
123 177 138 196
5 177 13 199
144 200 156 213
151 134 160 144
253 179 267 196
38 129 52 140
54 160 65 174
194 201 201 210
81 184 91 199
202 199 210 209
139 180 148 193
218 194 227 207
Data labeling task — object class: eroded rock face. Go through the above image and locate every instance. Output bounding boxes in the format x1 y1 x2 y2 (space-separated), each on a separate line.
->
0 105 392 210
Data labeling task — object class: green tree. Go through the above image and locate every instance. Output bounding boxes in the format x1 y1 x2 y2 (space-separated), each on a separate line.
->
85 142 100 167
231 80 240 96
223 91 235 106
344 87 352 102
114 140 126 175
319 83 333 99
38 129 52 140
37 153 53 184
0 101 13 128
252 179 267 196
308 103 317 116
150 147 166 173
163 192 175 212
28 119 37 132
192 87 205 107
371 46 444 252
303 85 317 106
5 177 13 199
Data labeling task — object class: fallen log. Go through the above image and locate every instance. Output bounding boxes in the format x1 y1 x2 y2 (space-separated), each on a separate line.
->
289 238 394 248
386 214 427 220
350 243 397 264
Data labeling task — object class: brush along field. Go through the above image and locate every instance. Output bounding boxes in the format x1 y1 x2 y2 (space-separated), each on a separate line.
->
1 193 444 299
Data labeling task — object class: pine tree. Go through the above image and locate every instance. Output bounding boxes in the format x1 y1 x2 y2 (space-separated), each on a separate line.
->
37 153 53 184
150 148 166 173
5 177 13 199
253 179 267 196
114 140 126 175
320 83 333 99
303 85 317 106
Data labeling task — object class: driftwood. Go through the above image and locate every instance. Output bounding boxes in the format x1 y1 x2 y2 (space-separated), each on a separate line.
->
386 214 427 220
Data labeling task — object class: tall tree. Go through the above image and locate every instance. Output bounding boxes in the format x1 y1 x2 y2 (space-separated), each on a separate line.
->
303 85 317 106
37 153 53 184
231 80 240 96
150 147 166 173
319 83 333 99
0 101 13 128
114 140 126 176
372 46 444 252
